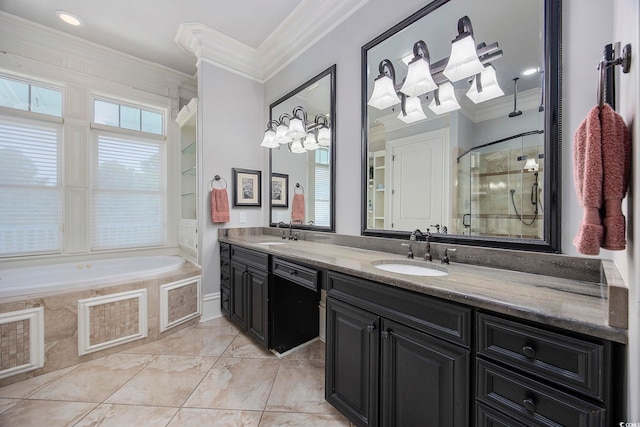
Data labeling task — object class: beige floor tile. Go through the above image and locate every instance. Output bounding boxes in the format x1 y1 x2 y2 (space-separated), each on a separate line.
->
259 412 351 426
283 339 326 360
74 403 178 427
196 316 242 334
168 408 262 427
184 357 281 411
29 353 155 402
0 365 78 398
163 327 237 357
0 398 20 415
0 399 97 427
122 326 192 355
266 359 338 414
106 355 216 407
222 333 278 359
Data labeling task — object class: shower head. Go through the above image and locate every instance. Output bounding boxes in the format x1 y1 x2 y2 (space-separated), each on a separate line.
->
508 77 522 117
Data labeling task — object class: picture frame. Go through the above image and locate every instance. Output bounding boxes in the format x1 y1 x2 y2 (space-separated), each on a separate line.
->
271 173 289 207
232 168 261 207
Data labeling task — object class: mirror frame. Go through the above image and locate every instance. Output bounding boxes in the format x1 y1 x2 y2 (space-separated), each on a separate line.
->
360 0 561 252
269 64 337 232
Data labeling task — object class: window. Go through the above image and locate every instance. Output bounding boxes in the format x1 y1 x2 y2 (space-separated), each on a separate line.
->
0 76 62 117
91 132 166 250
314 148 330 227
94 99 163 135
0 115 61 256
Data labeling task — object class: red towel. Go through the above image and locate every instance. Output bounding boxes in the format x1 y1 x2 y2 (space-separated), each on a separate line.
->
292 193 305 223
211 188 230 223
573 104 630 255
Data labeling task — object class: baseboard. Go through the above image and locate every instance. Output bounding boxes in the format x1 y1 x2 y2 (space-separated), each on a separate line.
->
201 292 221 322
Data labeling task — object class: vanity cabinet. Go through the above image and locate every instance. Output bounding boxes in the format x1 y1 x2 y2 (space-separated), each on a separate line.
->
219 243 230 316
326 271 471 427
228 246 269 347
475 312 613 427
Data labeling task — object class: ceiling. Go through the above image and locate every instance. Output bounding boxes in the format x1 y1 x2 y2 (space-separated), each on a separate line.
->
0 0 306 75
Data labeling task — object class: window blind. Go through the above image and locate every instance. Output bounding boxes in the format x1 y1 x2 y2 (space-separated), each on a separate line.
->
92 133 166 250
0 115 61 256
314 164 330 227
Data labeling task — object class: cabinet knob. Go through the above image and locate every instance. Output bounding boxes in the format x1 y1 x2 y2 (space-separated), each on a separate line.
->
289 270 298 276
367 324 375 333
382 330 390 339
523 398 537 412
522 345 536 358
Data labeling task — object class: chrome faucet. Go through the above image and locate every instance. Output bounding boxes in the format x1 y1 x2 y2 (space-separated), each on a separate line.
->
441 248 456 264
277 221 293 240
410 229 432 261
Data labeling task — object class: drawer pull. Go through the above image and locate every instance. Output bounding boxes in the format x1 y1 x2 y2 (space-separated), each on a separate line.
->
367 324 376 333
289 270 298 276
522 345 536 358
523 398 537 412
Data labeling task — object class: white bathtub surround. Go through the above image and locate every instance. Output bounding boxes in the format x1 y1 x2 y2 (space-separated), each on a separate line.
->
0 257 201 387
0 308 44 379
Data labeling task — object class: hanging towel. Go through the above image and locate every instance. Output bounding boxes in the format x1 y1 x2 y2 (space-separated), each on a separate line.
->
291 193 305 223
211 188 230 223
573 104 630 255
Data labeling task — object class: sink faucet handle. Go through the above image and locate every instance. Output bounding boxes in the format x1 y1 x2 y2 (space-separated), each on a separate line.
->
441 248 456 264
402 243 414 259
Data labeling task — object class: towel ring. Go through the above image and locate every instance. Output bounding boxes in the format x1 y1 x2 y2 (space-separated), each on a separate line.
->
294 183 304 194
210 175 228 190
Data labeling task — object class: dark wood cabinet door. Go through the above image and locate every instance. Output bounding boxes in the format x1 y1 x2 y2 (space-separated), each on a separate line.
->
380 319 470 427
230 260 247 329
326 297 380 427
247 267 269 347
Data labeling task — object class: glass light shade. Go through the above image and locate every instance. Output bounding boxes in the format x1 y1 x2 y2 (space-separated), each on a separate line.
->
428 82 461 115
443 35 485 82
304 132 319 151
400 58 438 97
523 157 539 172
397 96 427 123
367 75 401 110
286 117 306 139
466 65 505 104
260 129 278 148
274 123 292 144
290 139 306 154
317 127 331 146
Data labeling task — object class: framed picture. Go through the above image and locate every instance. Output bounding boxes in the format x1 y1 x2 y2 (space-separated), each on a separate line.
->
271 173 289 207
232 168 261 207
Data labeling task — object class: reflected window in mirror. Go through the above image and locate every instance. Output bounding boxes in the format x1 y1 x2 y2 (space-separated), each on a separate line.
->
268 65 336 231
361 0 560 252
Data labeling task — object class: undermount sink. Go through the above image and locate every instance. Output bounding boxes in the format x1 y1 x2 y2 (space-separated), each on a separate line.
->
372 261 448 277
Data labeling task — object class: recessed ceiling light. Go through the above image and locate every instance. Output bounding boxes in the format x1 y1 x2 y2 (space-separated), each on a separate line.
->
521 67 538 76
56 10 83 27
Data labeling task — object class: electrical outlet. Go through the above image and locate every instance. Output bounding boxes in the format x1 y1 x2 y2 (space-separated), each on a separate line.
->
239 212 246 223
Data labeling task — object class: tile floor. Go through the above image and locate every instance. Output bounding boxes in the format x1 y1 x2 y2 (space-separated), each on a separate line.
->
0 317 351 427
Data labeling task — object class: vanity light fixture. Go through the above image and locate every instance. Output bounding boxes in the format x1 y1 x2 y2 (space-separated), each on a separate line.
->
286 107 307 139
367 59 401 110
523 156 539 172
398 94 428 123
400 41 438 97
260 120 280 148
290 139 306 154
428 82 461 115
56 10 84 26
315 115 331 147
466 63 504 104
443 16 485 82
304 132 320 151
274 114 293 145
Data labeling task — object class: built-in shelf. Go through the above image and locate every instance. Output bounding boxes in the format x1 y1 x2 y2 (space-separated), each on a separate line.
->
181 166 196 176
182 192 196 197
181 141 196 154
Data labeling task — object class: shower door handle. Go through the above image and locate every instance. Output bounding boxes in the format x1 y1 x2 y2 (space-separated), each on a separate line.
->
463 213 471 228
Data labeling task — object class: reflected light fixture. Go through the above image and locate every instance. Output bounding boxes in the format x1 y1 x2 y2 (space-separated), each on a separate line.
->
260 120 279 148
367 59 401 110
443 16 485 82
260 108 330 153
428 82 461 115
56 10 84 26
315 115 331 147
304 131 319 151
290 139 306 154
400 41 438 97
522 67 539 76
286 107 307 139
398 95 427 123
274 114 293 145
523 157 539 172
466 64 504 104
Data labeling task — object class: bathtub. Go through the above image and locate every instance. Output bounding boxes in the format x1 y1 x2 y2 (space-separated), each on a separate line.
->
0 255 185 298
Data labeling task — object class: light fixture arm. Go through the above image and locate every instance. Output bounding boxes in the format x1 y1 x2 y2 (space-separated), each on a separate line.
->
456 15 474 39
292 106 308 123
377 59 397 84
411 40 431 63
264 120 279 132
277 113 291 126
313 114 329 128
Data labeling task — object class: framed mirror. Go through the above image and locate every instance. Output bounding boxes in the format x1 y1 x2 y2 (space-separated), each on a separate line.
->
269 65 336 231
361 0 560 252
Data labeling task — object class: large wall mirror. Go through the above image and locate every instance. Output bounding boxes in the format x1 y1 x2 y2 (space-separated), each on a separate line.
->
362 0 560 252
269 65 336 231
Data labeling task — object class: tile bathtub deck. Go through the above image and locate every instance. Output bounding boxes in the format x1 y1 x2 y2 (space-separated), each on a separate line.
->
0 317 351 427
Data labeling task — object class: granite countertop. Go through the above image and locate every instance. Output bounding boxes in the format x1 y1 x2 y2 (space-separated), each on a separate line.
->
219 233 628 344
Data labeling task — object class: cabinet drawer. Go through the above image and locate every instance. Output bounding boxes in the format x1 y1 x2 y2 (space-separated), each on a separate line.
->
476 402 528 427
220 259 230 285
328 271 471 347
476 313 605 400
272 258 318 291
220 243 230 260
221 286 230 315
231 246 268 271
477 359 605 427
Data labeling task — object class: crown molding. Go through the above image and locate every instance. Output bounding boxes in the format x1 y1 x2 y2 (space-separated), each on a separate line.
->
175 0 369 83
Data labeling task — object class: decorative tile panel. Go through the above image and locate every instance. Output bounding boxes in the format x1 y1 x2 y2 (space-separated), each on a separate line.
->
160 276 201 332
0 308 44 379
